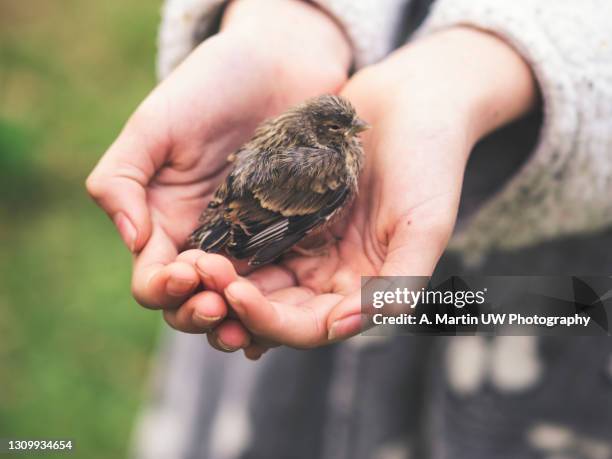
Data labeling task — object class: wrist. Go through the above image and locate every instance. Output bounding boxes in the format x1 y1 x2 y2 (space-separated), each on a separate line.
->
220 0 351 81
415 27 537 142
369 26 537 146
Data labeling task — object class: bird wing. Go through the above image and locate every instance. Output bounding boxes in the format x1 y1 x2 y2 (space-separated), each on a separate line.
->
188 174 234 252
225 147 350 265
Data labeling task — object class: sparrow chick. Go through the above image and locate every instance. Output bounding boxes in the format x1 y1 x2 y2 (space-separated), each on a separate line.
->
189 94 369 266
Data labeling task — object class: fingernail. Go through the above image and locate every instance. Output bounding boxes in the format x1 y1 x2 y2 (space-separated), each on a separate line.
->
166 277 196 297
217 337 237 352
193 312 222 327
328 314 363 341
113 212 137 252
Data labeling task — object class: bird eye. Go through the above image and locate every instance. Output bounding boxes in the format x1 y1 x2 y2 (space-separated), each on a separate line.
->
328 124 341 131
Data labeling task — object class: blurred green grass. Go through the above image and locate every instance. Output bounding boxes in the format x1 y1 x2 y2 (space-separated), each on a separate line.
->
0 1 163 457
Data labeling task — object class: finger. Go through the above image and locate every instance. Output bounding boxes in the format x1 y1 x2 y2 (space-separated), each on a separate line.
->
163 290 227 333
326 212 453 341
246 265 298 294
176 249 206 265
195 253 240 292
325 291 363 341
131 226 198 309
381 210 453 277
207 319 252 352
243 343 270 361
326 278 420 330
266 287 315 305
86 126 164 252
225 280 342 348
194 254 298 294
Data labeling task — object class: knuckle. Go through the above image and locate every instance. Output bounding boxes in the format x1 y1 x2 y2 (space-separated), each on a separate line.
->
85 174 108 201
131 282 156 310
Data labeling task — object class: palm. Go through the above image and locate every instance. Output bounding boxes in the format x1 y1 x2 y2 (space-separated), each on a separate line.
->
137 36 348 255
278 180 383 295
241 187 387 348
86 32 348 311
221 76 470 352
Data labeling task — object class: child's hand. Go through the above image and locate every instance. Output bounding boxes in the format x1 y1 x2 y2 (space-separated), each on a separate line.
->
201 27 537 359
86 0 350 318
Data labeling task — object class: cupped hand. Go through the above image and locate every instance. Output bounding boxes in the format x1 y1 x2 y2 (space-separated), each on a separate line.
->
204 60 471 357
203 27 537 359
85 0 350 321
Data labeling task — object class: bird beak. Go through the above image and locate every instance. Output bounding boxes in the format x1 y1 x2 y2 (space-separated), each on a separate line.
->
350 118 371 135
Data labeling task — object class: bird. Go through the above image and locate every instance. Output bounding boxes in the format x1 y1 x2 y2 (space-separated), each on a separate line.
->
189 94 369 266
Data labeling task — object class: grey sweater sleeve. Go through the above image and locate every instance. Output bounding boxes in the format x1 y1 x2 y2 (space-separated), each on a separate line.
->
156 0 410 79
415 0 612 260
157 0 612 261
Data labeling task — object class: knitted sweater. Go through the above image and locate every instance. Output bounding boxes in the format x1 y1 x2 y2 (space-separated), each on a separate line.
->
132 6 612 459
157 0 612 262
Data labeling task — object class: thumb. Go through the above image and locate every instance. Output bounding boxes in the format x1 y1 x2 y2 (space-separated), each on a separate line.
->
86 127 161 252
326 211 454 338
378 213 452 277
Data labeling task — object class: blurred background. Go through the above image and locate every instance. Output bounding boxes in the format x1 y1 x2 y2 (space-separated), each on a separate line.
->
1 1 163 457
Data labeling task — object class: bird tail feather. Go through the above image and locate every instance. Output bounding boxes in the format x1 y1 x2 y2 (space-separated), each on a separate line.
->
189 211 230 253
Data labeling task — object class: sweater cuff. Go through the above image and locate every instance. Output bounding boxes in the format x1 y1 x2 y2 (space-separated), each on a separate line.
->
157 0 409 80
416 0 610 261
157 0 227 80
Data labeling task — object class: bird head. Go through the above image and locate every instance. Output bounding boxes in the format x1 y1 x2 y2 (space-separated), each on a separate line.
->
300 95 370 147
